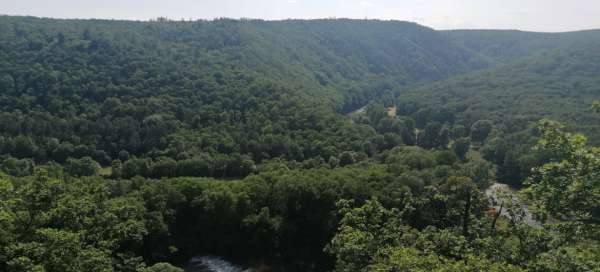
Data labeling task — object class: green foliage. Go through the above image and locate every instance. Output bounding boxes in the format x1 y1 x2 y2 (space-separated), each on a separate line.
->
0 157 35 177
370 247 525 272
497 151 521 184
0 16 492 176
524 120 600 235
326 199 409 271
338 151 356 167
326 198 524 272
0 15 599 272
0 170 166 272
418 122 449 149
435 150 459 166
398 44 600 145
6 228 112 272
385 146 435 172
452 137 470 160
470 120 494 143
593 100 600 114
0 145 507 271
527 244 600 272
65 156 100 177
140 263 183 272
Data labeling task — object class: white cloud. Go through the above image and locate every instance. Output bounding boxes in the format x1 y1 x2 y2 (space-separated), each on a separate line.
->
287 0 298 4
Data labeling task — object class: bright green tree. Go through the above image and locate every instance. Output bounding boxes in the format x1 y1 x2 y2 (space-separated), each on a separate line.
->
141 262 184 272
524 120 600 236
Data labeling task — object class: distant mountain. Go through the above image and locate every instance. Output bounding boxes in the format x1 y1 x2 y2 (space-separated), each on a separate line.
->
0 16 495 166
398 42 600 143
0 16 492 112
444 29 600 63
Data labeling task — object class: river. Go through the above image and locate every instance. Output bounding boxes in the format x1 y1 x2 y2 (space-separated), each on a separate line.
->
186 256 250 272
485 183 540 227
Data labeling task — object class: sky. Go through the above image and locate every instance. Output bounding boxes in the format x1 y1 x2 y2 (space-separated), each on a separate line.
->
2 0 600 32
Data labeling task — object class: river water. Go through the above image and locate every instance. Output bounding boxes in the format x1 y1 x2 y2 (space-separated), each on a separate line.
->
485 183 540 227
186 256 250 272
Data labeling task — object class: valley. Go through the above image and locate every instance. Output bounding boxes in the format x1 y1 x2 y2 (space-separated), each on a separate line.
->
0 15 598 272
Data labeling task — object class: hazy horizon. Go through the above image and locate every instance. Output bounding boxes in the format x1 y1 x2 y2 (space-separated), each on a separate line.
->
2 0 600 32
3 14 600 34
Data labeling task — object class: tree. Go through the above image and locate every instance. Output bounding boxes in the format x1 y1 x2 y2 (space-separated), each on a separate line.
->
458 158 494 188
366 104 388 125
0 157 35 177
6 229 112 272
417 122 443 149
0 175 18 266
524 120 599 236
118 150 130 162
0 74 15 92
141 263 183 272
327 198 523 272
527 244 600 272
176 156 211 177
150 157 177 178
111 160 123 178
369 247 525 272
470 120 493 143
481 137 509 165
65 157 100 177
328 156 340 169
435 150 458 166
225 153 256 177
400 118 417 146
497 151 522 185
452 137 471 160
338 151 356 167
241 207 282 257
326 199 408 272
439 176 479 237
122 158 150 178
438 126 450 148
450 124 468 139
12 136 39 159
385 146 434 172
53 142 74 163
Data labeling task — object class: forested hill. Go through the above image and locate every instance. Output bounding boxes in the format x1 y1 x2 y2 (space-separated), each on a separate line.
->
444 29 600 63
397 41 600 142
391 41 600 188
0 15 497 178
0 16 490 112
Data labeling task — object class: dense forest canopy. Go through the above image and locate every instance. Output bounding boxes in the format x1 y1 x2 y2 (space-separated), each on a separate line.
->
0 15 599 272
0 16 496 177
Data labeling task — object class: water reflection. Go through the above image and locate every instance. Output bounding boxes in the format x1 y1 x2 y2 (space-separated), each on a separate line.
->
186 256 250 272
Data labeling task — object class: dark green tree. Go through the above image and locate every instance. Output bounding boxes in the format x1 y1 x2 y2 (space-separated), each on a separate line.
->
65 157 100 177
470 120 493 143
452 137 471 160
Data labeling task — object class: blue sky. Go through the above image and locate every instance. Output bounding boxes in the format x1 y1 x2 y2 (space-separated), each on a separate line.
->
2 0 600 32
